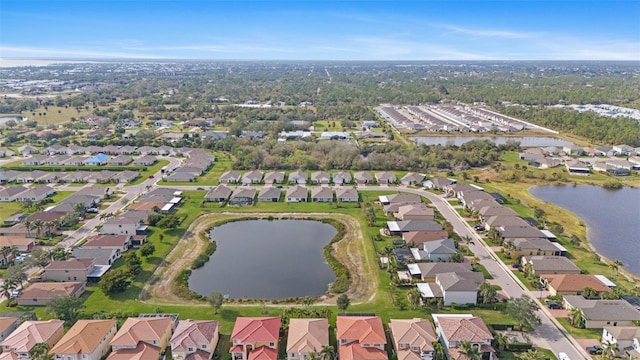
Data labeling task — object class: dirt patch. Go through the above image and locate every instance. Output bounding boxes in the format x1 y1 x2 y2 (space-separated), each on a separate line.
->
141 212 375 306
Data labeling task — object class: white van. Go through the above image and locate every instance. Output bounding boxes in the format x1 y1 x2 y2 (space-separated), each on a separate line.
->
558 352 570 360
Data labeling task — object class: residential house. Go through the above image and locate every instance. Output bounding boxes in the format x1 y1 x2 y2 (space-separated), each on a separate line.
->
336 188 359 202
288 170 307 185
112 170 139 183
133 155 157 166
85 153 110 166
17 146 38 157
219 171 242 184
400 173 426 186
0 148 16 158
387 220 443 236
155 119 174 128
170 320 220 360
379 193 422 205
286 186 308 203
286 319 329 360
333 171 352 185
434 272 484 306
166 172 196 182
14 185 55 202
562 145 584 156
63 156 89 166
0 187 27 202
264 172 285 184
395 204 434 221
505 238 563 257
0 320 64 360
0 236 35 252
419 238 457 262
388 318 438 360
87 170 117 184
45 258 95 283
484 215 529 230
106 341 161 360
84 234 132 256
375 172 397 184
242 171 264 185
613 144 634 156
310 171 331 184
17 282 85 306
110 317 175 355
106 155 133 166
541 274 611 297
336 316 387 360
402 231 450 247
563 296 640 328
353 171 373 185
73 248 119 266
0 317 19 342
520 256 581 275
409 263 473 282
205 185 233 203
45 155 71 165
318 132 350 141
229 188 257 206
101 216 143 236
258 188 281 202
50 320 117 360
230 317 281 360
601 326 640 358
432 314 495 360
565 160 590 174
423 177 456 190
499 226 547 241
311 187 333 203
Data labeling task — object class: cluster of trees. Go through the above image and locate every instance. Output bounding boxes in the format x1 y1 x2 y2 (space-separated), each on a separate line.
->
99 251 146 294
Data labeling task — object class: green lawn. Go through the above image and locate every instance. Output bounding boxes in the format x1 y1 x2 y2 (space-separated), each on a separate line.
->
0 202 22 223
127 159 170 186
556 318 603 340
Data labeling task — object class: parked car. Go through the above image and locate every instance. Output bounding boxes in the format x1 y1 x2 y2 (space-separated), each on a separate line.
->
547 302 563 309
474 224 484 231
9 289 20 298
586 345 603 355
558 352 570 360
511 263 522 269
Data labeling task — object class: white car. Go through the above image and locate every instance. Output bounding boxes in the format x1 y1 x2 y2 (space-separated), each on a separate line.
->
9 290 20 298
558 352 570 360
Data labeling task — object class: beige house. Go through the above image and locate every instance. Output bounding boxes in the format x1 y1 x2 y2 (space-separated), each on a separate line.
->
50 320 117 360
287 319 329 360
44 258 95 282
432 314 495 360
394 204 434 221
389 318 438 360
170 320 220 360
564 296 640 328
0 320 64 360
541 274 610 297
521 256 581 275
17 282 85 306
110 317 175 353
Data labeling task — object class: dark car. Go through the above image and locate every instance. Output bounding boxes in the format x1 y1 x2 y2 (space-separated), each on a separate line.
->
586 346 603 355
511 263 522 269
547 302 562 309
474 224 484 231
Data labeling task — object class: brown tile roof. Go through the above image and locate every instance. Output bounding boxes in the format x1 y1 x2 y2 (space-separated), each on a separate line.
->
339 342 387 360
230 317 281 344
337 316 386 344
50 320 117 355
543 274 610 293
286 318 329 354
19 282 84 300
249 346 278 360
0 320 64 353
436 316 493 343
110 317 173 348
0 317 17 334
170 320 219 353
402 231 449 245
0 236 34 248
45 258 94 271
106 342 161 360
84 234 131 248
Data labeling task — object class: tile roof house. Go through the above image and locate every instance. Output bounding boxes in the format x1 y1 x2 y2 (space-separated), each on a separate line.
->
402 231 450 246
432 314 495 360
219 171 242 184
106 342 161 360
353 172 373 184
50 319 117 360
0 320 64 359
286 186 308 203
601 326 640 358
563 296 640 328
264 172 285 184
170 320 220 360
0 317 19 343
73 248 119 266
541 274 611 297
310 171 331 184
258 187 281 202
311 187 333 203
288 170 308 185
44 258 95 283
205 185 233 203
333 171 352 185
110 317 175 354
84 234 132 256
101 216 143 236
388 318 438 360
521 256 581 275
286 319 329 360
336 188 359 202
230 317 281 360
337 316 387 360
17 282 85 306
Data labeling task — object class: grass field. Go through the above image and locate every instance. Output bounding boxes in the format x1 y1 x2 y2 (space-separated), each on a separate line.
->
127 159 170 186
17 106 94 126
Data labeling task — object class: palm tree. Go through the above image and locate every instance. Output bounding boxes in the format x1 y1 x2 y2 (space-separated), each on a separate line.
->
582 286 598 299
43 221 54 239
493 333 510 354
487 227 501 245
517 350 545 360
0 280 16 300
470 256 480 270
459 342 482 360
568 307 585 328
29 342 51 360
478 282 497 305
23 219 33 238
408 288 422 310
602 342 619 360
609 260 623 276
320 345 336 360
33 220 43 239
432 342 446 360
462 236 475 256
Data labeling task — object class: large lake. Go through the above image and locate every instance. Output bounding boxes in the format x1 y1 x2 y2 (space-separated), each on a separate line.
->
529 185 640 276
189 219 337 299
411 136 573 147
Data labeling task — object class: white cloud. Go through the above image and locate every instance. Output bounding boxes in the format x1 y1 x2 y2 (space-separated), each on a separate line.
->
436 24 535 39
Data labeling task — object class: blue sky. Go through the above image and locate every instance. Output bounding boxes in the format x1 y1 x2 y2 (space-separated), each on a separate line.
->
1 0 639 60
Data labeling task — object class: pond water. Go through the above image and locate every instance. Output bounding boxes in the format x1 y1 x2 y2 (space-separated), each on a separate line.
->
189 219 337 299
529 185 640 276
411 136 574 147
